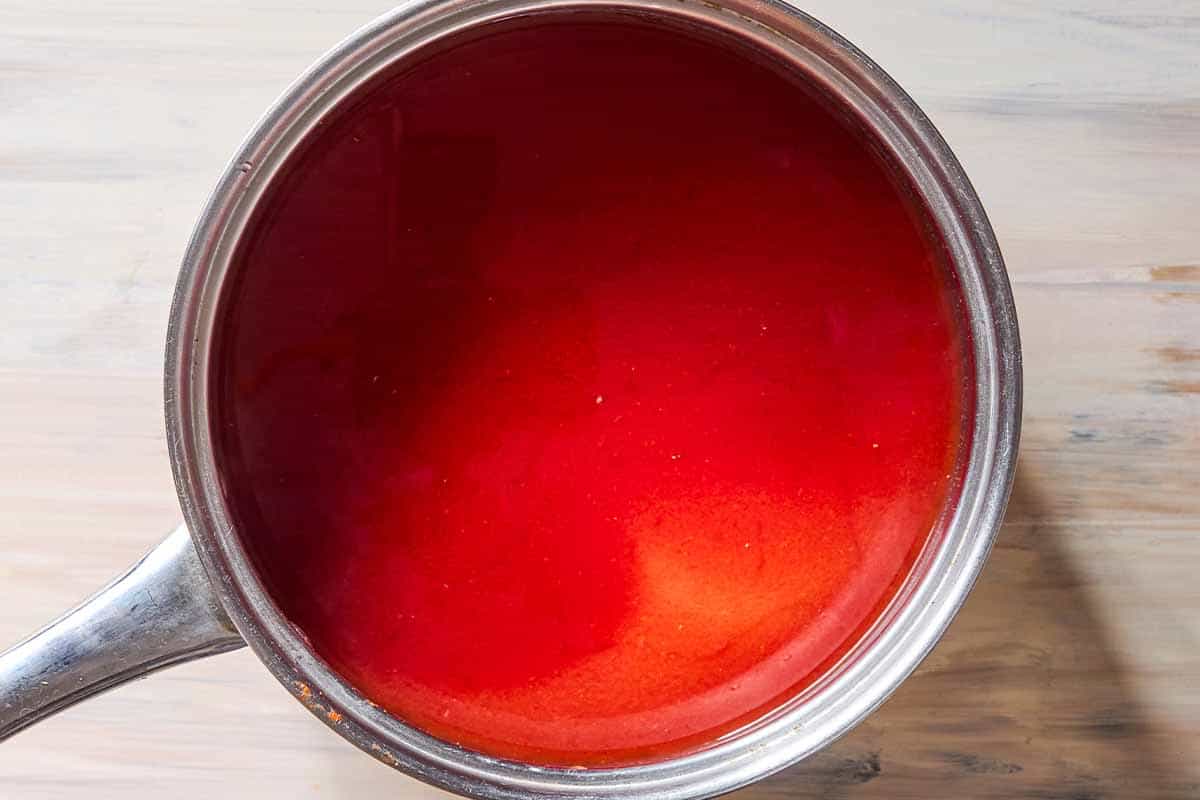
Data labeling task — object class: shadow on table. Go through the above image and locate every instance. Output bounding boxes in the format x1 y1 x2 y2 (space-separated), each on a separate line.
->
740 463 1195 800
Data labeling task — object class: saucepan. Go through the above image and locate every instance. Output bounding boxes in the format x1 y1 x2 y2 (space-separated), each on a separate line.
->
0 1 1021 797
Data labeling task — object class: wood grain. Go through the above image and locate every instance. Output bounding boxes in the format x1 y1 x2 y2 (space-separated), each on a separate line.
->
1 1 1197 798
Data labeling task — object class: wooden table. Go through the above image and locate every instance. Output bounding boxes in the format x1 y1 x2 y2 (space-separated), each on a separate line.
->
2 2 1197 797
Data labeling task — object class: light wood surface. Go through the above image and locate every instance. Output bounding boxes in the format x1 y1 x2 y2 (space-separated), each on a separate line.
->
2 1 1197 797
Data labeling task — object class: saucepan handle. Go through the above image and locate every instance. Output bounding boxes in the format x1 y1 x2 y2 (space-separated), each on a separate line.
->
0 525 245 740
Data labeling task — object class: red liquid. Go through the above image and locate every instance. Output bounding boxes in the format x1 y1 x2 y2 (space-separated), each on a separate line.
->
213 20 968 766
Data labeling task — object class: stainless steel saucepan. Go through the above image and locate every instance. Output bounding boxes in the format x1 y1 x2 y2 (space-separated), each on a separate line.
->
0 2 1021 797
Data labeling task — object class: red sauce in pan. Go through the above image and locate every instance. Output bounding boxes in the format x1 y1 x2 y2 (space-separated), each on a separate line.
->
212 19 969 766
